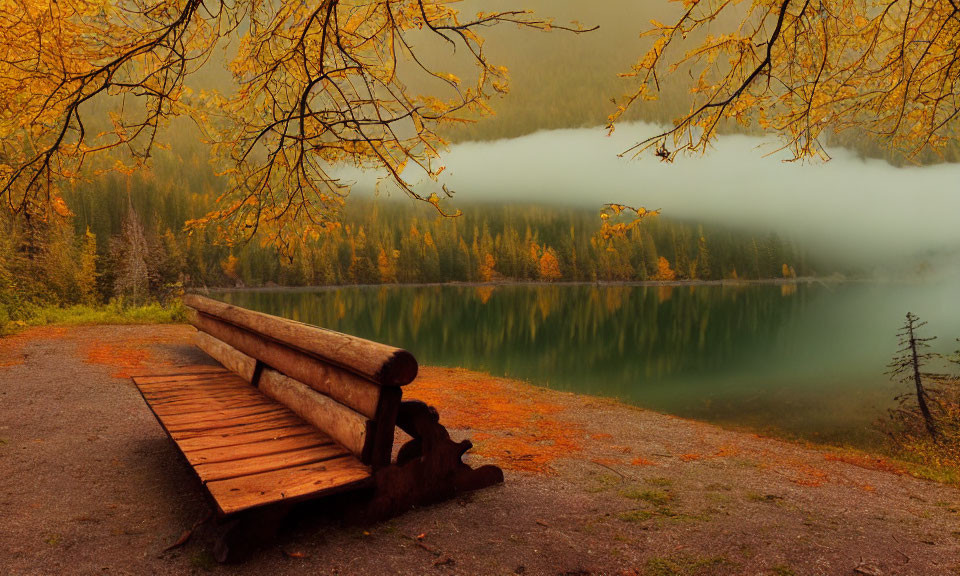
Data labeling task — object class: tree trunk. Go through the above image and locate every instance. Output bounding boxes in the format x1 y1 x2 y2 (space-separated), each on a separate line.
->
909 323 938 437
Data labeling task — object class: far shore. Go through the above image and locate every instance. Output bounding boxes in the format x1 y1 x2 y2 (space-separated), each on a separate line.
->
198 275 847 294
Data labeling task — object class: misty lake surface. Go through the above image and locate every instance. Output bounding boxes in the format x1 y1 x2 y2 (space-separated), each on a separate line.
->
211 282 960 449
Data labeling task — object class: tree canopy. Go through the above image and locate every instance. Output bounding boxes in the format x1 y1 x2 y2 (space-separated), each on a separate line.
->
613 0 960 162
1 0 958 245
0 0 588 247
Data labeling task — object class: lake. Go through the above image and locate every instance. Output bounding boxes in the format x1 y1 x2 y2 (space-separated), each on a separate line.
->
211 281 960 450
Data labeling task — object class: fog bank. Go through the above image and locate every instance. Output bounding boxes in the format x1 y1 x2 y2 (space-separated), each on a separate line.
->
367 124 960 268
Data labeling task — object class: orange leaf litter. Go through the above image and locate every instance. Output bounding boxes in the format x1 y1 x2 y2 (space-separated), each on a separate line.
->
0 327 69 367
408 367 584 473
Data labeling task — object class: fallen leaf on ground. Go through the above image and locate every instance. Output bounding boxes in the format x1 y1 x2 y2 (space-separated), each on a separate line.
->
283 550 310 559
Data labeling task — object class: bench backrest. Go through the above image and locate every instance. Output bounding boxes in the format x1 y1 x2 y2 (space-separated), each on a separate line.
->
183 294 417 468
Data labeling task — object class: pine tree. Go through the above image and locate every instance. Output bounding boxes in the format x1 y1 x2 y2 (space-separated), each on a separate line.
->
77 227 99 305
887 312 938 437
694 228 711 280
110 205 151 306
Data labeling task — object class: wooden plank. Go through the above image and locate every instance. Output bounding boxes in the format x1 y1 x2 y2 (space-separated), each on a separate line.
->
190 312 382 418
205 455 373 516
184 294 417 386
133 366 231 380
259 368 368 459
141 387 259 402
152 404 286 425
170 418 311 441
194 331 258 383
155 403 285 424
194 444 350 483
145 389 270 407
137 378 249 392
144 384 260 397
142 365 230 375
143 387 262 403
154 400 276 416
133 372 236 385
140 387 254 402
183 433 335 466
166 411 303 435
150 392 272 409
175 425 318 453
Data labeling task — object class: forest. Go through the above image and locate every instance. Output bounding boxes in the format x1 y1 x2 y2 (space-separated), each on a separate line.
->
0 156 812 332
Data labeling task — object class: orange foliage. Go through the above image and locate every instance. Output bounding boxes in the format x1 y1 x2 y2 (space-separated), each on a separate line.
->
84 343 155 379
0 327 69 367
653 256 676 281
615 1 960 162
78 327 191 377
479 253 497 282
221 254 240 282
538 248 562 281
407 366 583 473
377 248 397 283
823 453 906 476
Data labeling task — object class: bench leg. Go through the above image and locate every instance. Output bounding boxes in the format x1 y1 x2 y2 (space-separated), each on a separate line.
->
365 400 504 519
212 504 291 563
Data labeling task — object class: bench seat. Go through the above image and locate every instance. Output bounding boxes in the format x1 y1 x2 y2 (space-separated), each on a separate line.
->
133 368 373 516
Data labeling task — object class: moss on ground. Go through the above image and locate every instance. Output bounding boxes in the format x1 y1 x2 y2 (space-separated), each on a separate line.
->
643 554 736 575
1 301 185 335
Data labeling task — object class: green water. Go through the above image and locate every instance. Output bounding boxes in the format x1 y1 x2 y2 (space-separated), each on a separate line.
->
212 282 960 449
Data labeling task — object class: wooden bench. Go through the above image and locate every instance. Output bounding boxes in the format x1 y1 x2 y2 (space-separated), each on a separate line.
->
132 294 502 560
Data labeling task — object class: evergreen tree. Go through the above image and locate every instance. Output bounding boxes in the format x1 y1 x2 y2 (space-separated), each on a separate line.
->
110 205 150 306
77 227 99 305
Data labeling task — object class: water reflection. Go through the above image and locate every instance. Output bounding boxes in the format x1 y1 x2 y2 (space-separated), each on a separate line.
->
214 282 960 449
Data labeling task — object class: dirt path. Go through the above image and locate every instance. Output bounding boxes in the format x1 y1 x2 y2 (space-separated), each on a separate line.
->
1 325 958 576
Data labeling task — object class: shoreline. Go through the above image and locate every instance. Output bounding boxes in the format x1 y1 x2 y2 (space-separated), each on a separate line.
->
0 322 948 486
199 276 839 294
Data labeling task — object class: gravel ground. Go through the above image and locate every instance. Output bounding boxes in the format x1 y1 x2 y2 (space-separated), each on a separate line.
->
0 325 958 576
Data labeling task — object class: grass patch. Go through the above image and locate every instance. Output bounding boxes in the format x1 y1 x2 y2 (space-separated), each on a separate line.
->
823 444 960 486
586 472 623 493
897 460 960 484
644 555 735 576
618 482 687 523
645 477 673 488
617 509 656 523
622 488 673 507
2 301 186 335
771 566 799 576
